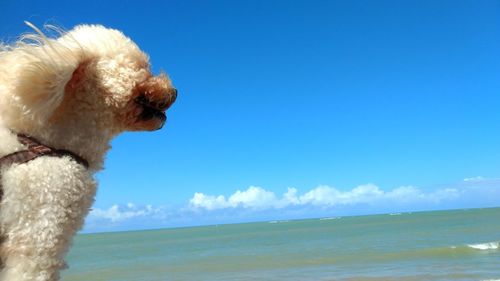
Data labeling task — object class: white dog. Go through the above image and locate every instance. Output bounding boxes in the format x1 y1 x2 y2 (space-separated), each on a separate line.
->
0 23 177 281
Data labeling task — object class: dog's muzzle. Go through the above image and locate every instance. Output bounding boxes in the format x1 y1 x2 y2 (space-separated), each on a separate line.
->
135 88 177 130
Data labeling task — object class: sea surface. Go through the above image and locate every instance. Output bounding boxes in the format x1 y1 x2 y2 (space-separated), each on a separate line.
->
62 208 500 281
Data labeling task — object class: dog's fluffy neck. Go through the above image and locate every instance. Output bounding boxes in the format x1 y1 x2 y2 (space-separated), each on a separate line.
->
6 113 116 172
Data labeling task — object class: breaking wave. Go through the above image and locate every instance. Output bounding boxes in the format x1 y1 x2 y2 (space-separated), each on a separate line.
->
467 241 499 251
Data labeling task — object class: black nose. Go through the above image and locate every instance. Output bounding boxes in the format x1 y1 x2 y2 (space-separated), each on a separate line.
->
172 88 178 101
156 89 177 111
169 88 177 106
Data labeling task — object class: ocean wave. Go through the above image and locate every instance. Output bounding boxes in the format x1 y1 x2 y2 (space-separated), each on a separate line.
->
467 241 499 250
319 217 340 221
268 220 290 224
402 241 500 259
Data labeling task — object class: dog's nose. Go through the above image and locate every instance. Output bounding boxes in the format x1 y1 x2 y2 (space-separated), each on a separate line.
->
157 88 177 111
172 89 177 99
167 88 177 108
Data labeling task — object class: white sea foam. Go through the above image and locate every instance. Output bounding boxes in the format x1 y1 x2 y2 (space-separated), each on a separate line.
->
268 220 289 224
467 241 499 250
319 217 340 221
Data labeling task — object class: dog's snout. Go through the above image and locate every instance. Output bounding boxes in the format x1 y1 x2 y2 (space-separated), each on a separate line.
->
159 88 177 111
169 88 177 105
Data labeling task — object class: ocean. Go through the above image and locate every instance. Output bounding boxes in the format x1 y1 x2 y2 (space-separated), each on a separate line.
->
62 207 500 281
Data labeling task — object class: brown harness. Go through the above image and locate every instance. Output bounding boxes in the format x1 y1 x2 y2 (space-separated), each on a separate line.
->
0 134 89 199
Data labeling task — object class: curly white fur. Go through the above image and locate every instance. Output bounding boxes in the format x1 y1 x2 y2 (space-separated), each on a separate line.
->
0 23 176 281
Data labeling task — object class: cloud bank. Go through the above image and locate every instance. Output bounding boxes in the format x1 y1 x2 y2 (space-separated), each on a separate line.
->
84 178 500 232
89 203 167 222
189 184 460 211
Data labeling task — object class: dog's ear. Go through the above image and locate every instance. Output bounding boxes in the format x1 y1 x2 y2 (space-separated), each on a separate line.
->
66 63 86 92
13 58 79 123
8 23 83 124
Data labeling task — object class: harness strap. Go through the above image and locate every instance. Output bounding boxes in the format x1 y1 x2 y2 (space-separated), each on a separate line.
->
0 134 89 199
16 134 89 168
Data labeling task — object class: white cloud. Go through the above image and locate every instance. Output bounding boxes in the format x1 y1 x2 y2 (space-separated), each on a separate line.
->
89 203 164 222
385 186 460 203
282 187 300 206
228 186 278 209
189 193 230 210
189 184 462 211
463 176 484 182
299 184 384 206
190 186 279 210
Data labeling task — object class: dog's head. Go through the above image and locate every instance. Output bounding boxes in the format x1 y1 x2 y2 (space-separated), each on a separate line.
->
0 24 177 134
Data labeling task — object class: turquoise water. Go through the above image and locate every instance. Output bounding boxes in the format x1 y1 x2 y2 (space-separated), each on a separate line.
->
62 208 500 281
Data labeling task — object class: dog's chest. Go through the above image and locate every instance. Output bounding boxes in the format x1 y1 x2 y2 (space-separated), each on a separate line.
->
0 128 25 158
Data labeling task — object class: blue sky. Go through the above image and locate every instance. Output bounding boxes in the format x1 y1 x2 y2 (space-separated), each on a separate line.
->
2 0 500 232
